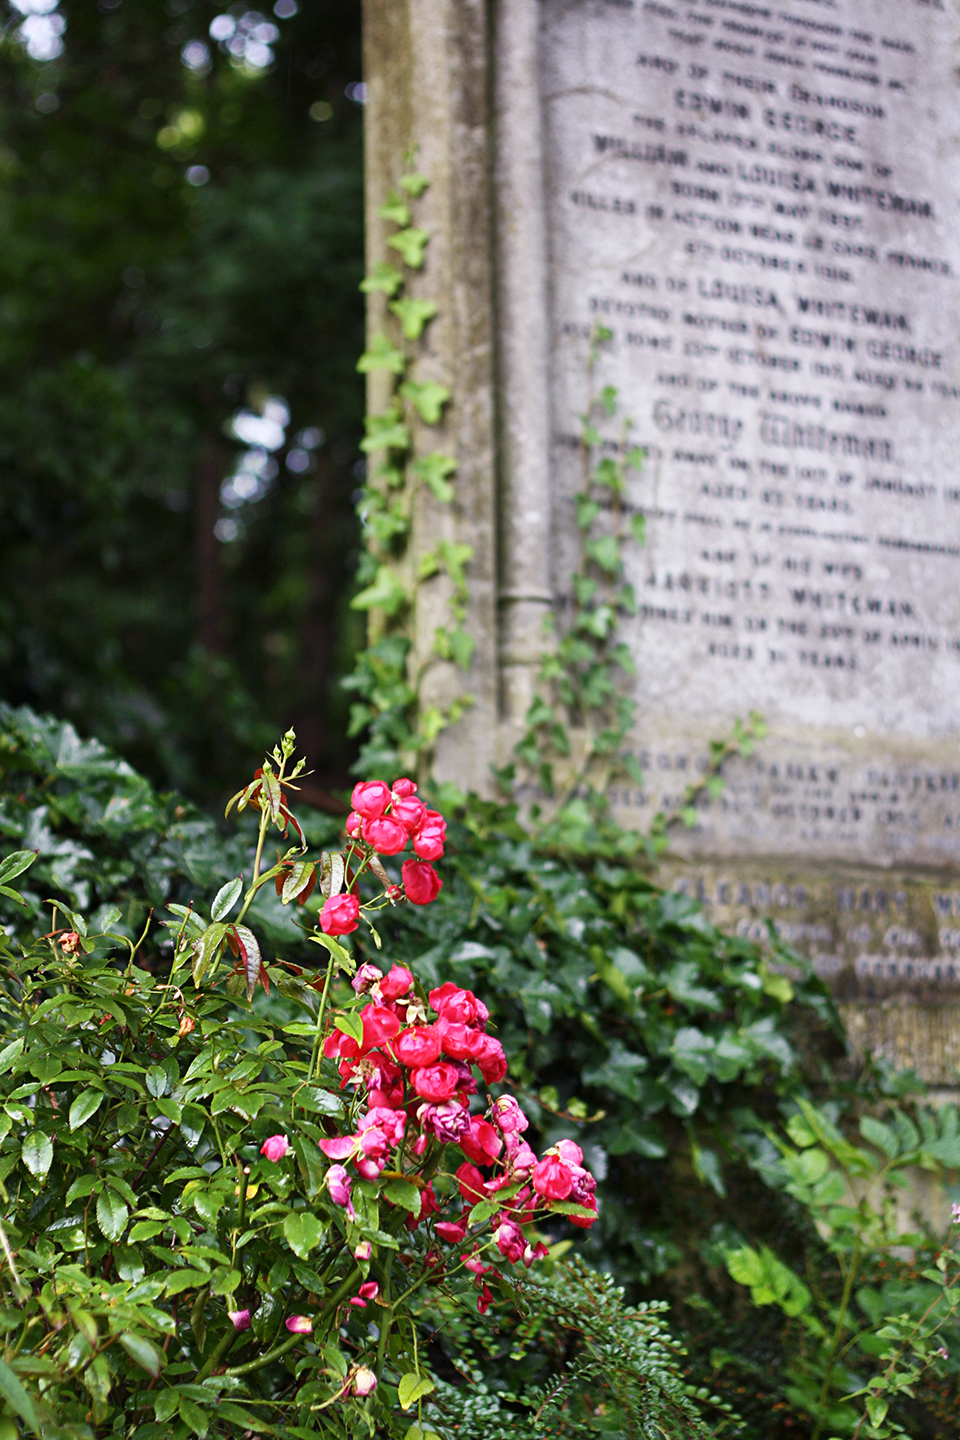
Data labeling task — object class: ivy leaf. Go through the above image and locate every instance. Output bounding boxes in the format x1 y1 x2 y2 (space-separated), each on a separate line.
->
398 171 429 196
360 413 411 455
411 452 456 502
398 1372 436 1410
210 877 243 923
96 1187 128 1243
21 1133 53 1179
232 924 262 1001
378 191 411 226
399 379 451 425
359 261 404 296
350 566 408 615
356 332 406 375
69 1088 105 1131
389 296 438 339
387 227 429 268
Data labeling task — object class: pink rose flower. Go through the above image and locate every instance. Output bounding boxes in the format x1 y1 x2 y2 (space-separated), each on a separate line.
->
391 777 417 798
411 1061 462 1103
459 1117 504 1167
493 1096 529 1134
532 1154 574 1201
391 794 426 835
320 893 360 936
494 1217 526 1264
379 963 414 1001
393 1025 443 1069
360 1004 401 1050
361 814 408 855
351 780 391 819
401 859 442 905
260 1134 290 1162
476 1034 508 1084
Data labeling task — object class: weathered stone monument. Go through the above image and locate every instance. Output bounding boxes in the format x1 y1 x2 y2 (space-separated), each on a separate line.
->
363 0 960 1082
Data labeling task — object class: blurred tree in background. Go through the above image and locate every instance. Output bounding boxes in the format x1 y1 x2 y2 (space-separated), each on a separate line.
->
0 0 365 803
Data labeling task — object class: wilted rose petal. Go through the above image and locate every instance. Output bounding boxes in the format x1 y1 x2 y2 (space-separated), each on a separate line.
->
285 1314 312 1334
228 1309 252 1331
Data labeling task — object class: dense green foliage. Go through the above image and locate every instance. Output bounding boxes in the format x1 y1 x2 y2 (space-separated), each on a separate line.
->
0 0 365 800
3 704 960 1437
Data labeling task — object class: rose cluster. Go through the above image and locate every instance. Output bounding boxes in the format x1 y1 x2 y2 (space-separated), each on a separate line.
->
312 964 597 1312
319 779 445 938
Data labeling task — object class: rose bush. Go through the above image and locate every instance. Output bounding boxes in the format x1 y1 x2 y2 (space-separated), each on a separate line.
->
0 733 711 1440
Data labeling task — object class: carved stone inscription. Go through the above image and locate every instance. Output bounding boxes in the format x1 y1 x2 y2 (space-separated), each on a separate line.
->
543 0 960 863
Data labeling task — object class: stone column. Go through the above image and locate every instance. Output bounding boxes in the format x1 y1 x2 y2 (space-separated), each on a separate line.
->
492 0 555 726
362 0 500 793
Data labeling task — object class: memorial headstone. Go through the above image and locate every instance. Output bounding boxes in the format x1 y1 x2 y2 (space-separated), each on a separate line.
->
363 0 960 1081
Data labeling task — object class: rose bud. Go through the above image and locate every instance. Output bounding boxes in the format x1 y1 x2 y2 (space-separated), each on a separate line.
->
361 814 408 856
401 859 442 905
259 1134 290 1162
391 777 418 798
352 1367 377 1397
413 810 446 861
351 962 383 994
285 1315 313 1333
351 780 391 819
228 1309 252 1330
345 810 362 838
320 893 360 936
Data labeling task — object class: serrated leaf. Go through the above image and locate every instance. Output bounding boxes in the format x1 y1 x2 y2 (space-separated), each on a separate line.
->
334 1011 363 1045
398 1372 436 1410
0 1038 24 1076
21 1132 52 1179
191 923 227 987
282 861 316 906
283 1211 325 1260
466 1199 498 1226
0 1355 42 1435
318 851 345 900
96 1187 128 1243
232 925 262 1001
210 877 243 923
119 1332 164 1377
69 1088 105 1131
309 932 355 974
154 1390 179 1423
384 1178 420 1215
179 1396 209 1437
0 850 37 886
